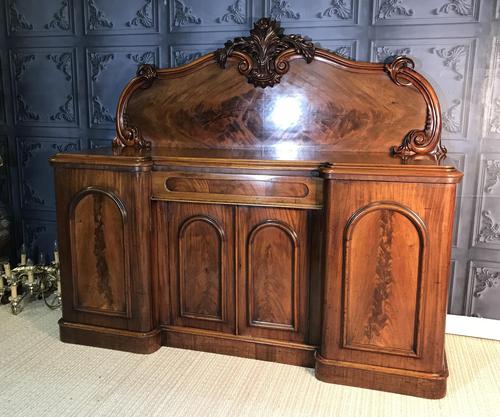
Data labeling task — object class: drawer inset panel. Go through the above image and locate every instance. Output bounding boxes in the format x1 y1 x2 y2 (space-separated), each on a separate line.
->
153 172 322 209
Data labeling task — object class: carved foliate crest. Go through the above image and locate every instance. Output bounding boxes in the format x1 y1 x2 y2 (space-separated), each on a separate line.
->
215 18 315 88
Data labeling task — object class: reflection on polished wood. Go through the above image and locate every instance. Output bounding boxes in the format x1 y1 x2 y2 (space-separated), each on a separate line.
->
51 18 462 399
125 59 428 153
152 171 323 209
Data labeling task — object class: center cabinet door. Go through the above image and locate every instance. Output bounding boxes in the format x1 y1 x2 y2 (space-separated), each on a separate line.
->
167 202 235 333
237 207 310 343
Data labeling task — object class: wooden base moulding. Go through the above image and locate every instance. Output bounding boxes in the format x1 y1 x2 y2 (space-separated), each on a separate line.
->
315 354 448 399
59 320 161 354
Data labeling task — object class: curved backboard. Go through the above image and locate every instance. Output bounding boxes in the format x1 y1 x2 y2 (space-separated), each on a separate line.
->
114 18 444 157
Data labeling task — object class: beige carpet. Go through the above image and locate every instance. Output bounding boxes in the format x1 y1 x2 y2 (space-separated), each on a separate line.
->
0 302 499 417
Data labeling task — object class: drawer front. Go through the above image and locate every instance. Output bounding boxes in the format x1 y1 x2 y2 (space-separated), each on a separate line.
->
152 172 323 209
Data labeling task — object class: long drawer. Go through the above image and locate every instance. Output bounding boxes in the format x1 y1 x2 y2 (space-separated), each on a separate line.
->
152 171 323 209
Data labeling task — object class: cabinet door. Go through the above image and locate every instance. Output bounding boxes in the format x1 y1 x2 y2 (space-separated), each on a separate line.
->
55 168 154 334
237 207 310 343
168 202 235 333
320 180 457 373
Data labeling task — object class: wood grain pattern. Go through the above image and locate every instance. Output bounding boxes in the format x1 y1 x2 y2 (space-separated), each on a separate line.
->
163 325 316 367
343 203 427 357
320 179 456 373
70 188 130 317
59 320 161 354
179 216 225 321
125 58 426 153
152 171 322 209
315 353 448 399
167 202 235 333
52 165 156 338
237 207 309 343
166 177 308 197
51 147 461 173
248 221 299 330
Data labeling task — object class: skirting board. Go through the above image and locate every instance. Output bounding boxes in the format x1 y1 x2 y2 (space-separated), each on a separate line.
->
445 314 500 341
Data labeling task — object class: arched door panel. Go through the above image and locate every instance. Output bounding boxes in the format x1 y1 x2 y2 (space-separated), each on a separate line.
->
237 207 310 343
167 202 235 334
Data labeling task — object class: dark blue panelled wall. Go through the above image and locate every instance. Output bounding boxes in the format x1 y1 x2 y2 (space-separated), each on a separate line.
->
0 0 499 319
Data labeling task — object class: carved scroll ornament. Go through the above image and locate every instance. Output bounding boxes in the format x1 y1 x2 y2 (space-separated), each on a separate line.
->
215 17 315 88
113 64 157 148
386 56 446 157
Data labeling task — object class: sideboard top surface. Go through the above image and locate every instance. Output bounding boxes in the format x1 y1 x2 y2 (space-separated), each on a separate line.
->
50 147 462 183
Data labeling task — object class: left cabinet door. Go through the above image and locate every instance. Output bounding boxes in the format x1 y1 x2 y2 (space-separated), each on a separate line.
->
54 165 160 354
166 202 235 333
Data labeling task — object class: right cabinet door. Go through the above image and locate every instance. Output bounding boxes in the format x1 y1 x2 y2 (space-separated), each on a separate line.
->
237 207 310 343
321 179 457 373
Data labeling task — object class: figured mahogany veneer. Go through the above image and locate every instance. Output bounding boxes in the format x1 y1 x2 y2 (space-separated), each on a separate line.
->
152 172 323 209
51 18 462 399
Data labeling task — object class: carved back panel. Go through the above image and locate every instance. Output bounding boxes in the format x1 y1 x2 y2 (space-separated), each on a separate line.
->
116 19 444 156
114 18 446 155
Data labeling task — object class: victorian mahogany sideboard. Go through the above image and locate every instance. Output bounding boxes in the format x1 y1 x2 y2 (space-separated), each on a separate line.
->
50 19 462 399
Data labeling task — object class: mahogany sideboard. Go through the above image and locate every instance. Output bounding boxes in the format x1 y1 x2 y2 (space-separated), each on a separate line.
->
50 19 463 399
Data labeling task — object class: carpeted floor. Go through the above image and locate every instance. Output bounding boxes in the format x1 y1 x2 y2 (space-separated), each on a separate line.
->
0 302 499 417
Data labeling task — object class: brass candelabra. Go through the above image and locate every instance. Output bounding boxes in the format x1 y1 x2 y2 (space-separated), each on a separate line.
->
0 243 61 315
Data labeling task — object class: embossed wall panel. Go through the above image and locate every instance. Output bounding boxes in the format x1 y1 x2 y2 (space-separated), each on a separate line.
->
169 44 217 67
314 39 358 60
6 0 75 36
448 259 458 311
447 153 466 247
466 261 500 319
87 46 160 128
472 153 500 249
484 38 500 139
372 0 480 25
0 0 498 320
88 137 111 149
343 207 424 356
264 0 359 27
17 136 80 212
169 0 254 32
84 0 159 34
10 47 78 126
0 136 11 208
21 218 57 257
370 38 476 140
